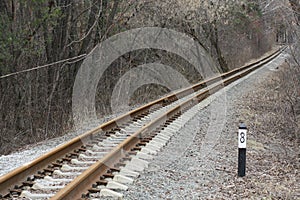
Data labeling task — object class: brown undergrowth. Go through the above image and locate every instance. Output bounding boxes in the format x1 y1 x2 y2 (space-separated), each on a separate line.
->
232 61 299 199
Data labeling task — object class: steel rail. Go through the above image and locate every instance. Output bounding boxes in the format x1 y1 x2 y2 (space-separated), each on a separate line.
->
0 46 286 198
51 46 286 199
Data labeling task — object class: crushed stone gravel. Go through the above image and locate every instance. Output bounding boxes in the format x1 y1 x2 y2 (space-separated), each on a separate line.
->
123 51 299 199
1 51 297 200
0 114 121 177
0 98 151 177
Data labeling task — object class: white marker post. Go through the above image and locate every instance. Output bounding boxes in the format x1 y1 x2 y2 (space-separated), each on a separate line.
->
238 123 247 177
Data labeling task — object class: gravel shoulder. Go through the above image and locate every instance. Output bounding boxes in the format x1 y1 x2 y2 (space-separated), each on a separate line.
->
0 51 298 200
123 52 299 199
0 114 121 176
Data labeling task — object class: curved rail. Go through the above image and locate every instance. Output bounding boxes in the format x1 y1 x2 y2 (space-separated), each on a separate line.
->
51 46 286 199
0 46 286 198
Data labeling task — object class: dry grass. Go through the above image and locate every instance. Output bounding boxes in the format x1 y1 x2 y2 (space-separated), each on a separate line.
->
230 61 299 199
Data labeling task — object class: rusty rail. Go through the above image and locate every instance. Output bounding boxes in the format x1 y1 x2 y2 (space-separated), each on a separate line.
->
51 46 286 199
0 46 286 198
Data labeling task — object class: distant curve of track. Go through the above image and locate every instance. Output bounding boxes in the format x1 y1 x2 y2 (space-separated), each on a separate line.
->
0 46 286 200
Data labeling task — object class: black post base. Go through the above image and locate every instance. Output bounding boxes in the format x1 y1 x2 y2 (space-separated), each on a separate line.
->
238 148 246 177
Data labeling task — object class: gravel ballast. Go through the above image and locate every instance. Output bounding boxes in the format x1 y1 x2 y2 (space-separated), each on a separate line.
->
123 51 299 199
0 115 120 177
0 51 298 200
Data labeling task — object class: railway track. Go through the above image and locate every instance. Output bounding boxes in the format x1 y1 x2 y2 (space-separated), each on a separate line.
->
0 47 286 200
